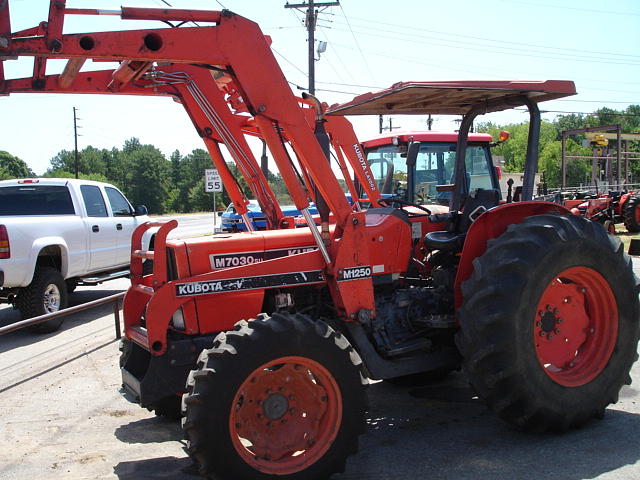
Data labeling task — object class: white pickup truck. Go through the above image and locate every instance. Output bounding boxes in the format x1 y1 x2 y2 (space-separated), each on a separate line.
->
0 178 151 332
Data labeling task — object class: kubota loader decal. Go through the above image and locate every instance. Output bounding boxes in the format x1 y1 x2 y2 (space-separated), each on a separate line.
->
175 270 325 297
209 246 317 269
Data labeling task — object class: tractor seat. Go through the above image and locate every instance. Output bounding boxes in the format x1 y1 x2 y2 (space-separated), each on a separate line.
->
424 188 501 252
424 230 466 252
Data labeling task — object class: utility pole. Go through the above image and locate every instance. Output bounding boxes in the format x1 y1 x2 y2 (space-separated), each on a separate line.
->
380 117 399 133
73 107 80 179
285 0 339 95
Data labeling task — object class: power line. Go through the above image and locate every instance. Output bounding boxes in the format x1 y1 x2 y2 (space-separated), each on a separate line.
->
284 1 340 94
326 13 640 61
504 0 640 17
326 23 640 67
338 3 373 82
272 47 309 78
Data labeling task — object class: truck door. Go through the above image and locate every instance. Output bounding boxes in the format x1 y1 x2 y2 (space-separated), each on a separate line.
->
104 186 141 266
80 184 117 271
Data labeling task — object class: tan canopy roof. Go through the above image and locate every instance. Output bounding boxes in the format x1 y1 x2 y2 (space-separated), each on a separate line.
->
326 80 576 116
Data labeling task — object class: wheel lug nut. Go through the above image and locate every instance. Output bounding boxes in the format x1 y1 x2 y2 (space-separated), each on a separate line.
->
557 318 563 323
580 288 587 293
555 329 560 334
548 334 554 340
539 331 547 337
536 321 542 327
554 308 560 315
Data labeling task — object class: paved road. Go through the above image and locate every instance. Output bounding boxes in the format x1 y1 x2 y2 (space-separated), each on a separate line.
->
149 212 219 239
1 267 640 479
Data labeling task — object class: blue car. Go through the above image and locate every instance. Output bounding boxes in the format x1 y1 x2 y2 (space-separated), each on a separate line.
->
220 200 319 232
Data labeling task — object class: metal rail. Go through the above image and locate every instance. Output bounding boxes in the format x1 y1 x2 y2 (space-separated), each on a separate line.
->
0 292 125 338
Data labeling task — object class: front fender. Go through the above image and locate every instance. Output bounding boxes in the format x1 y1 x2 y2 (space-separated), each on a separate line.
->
454 201 570 308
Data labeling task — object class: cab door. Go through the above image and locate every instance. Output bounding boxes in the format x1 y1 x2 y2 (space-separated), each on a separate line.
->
80 184 117 271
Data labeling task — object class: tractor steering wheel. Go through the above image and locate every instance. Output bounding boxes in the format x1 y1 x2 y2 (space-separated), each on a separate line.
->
378 196 432 215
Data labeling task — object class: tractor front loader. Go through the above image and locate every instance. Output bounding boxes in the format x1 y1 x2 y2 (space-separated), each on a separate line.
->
2 3 639 480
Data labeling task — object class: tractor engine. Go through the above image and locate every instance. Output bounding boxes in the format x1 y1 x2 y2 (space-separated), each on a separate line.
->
368 281 455 359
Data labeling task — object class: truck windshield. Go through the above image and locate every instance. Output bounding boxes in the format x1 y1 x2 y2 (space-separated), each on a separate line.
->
0 186 75 215
366 142 494 203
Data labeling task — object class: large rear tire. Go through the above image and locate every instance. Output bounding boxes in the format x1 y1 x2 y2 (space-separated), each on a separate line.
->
182 313 368 480
456 214 639 432
623 195 640 233
16 267 68 333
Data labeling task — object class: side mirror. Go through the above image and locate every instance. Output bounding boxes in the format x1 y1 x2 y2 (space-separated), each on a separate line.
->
217 211 223 217
134 205 148 216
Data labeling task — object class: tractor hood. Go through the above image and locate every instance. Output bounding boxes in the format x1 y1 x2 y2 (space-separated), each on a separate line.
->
326 80 576 116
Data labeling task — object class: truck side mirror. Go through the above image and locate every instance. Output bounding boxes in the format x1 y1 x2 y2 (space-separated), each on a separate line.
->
217 211 223 217
134 205 148 216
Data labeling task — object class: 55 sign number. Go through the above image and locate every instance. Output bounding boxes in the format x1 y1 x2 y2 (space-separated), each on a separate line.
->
205 169 223 193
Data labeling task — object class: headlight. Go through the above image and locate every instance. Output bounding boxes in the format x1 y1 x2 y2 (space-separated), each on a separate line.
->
171 307 185 330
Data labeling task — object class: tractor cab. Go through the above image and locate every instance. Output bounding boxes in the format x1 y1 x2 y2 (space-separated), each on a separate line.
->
362 131 498 207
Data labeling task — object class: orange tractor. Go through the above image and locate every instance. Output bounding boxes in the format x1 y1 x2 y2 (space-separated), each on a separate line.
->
562 190 640 234
2 3 638 480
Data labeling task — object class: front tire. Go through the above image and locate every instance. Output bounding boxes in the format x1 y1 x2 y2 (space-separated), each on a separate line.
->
182 313 368 480
456 214 639 432
16 267 68 333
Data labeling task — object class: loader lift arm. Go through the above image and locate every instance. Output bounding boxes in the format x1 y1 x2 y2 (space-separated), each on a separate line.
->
0 0 360 237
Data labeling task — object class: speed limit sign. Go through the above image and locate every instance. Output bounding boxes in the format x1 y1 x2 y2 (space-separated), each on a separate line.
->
205 169 222 193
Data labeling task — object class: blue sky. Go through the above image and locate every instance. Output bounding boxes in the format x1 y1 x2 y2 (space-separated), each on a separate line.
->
2 0 639 174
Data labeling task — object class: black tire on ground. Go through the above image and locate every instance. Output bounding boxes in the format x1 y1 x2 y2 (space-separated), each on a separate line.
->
182 313 368 480
16 267 68 333
455 214 639 432
623 195 640 232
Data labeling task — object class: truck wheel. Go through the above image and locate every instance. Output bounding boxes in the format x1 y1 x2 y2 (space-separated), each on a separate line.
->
456 214 639 432
16 267 68 333
623 195 640 232
182 313 368 480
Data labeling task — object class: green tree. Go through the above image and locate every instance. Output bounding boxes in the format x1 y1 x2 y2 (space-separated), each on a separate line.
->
0 151 34 178
42 169 110 183
126 145 171 214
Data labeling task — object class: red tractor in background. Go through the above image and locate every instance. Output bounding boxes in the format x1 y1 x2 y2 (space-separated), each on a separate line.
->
2 3 639 480
562 190 640 234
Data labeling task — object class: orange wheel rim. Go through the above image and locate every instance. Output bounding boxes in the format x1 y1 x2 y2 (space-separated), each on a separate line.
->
533 267 618 387
229 356 342 475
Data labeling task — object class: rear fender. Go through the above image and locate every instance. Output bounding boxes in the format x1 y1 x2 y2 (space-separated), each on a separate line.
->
32 238 69 279
619 192 632 212
454 201 570 309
